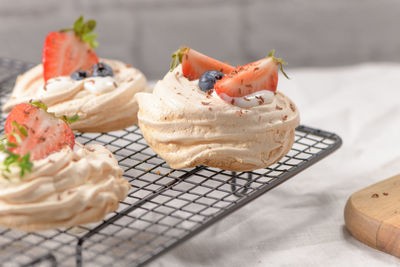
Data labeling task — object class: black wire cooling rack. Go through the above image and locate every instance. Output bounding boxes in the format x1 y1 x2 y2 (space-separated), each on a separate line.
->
0 59 342 267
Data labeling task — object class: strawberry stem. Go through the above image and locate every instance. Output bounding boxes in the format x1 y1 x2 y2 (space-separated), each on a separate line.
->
268 49 290 80
61 16 99 49
170 46 189 71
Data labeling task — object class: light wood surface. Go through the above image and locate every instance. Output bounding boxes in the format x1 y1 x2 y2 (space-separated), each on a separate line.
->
344 174 400 257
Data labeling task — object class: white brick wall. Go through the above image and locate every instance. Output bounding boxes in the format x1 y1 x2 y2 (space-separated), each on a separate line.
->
0 0 400 79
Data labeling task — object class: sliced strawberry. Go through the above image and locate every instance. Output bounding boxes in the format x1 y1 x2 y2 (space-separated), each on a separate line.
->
42 32 98 82
5 103 75 161
214 51 288 98
170 47 235 80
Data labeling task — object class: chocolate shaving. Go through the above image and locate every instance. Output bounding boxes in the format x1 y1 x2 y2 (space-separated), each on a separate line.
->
371 193 379 198
243 97 250 101
383 192 389 196
231 98 235 105
290 103 296 112
282 115 288 121
201 101 210 105
276 105 283 110
255 95 264 105
254 67 259 72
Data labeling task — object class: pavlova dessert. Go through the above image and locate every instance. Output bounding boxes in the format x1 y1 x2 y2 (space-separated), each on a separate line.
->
2 16 148 132
0 102 130 231
135 47 299 171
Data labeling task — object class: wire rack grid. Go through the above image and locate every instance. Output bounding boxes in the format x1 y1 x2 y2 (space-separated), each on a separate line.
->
0 59 342 267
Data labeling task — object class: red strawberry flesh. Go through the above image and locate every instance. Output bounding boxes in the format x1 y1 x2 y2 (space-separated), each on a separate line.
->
42 32 98 82
214 57 279 98
181 47 235 80
5 103 75 161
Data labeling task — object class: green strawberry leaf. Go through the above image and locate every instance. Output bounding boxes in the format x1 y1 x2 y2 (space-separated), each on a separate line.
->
61 16 99 49
170 47 189 71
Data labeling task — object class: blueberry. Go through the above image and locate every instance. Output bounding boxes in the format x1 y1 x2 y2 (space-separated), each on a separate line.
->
70 70 89 80
91 62 114 77
198 70 224 92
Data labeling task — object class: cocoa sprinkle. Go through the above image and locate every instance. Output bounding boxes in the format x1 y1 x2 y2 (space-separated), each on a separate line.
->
255 95 264 105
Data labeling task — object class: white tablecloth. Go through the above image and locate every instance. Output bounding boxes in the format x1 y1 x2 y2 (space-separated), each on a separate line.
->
149 63 400 267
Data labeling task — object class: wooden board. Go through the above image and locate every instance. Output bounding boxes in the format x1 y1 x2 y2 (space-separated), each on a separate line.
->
344 174 400 257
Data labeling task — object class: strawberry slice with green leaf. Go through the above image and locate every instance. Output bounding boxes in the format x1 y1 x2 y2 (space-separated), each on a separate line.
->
214 50 288 98
42 16 99 82
170 47 235 80
4 103 75 161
